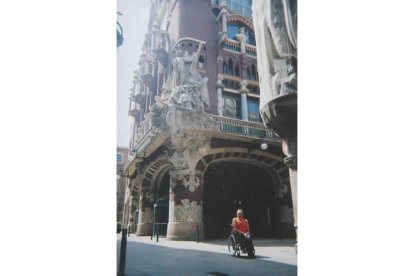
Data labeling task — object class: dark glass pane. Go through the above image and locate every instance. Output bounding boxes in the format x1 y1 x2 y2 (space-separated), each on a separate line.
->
247 98 261 122
223 93 241 119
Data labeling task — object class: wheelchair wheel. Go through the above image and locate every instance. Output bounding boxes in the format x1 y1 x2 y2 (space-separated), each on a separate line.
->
228 235 237 256
247 249 255 258
247 241 255 258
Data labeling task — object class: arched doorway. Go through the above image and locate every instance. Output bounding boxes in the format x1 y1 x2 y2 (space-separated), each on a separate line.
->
154 169 170 236
203 161 278 239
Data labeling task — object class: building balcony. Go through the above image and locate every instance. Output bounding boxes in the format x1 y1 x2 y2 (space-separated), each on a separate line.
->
210 115 278 141
223 38 257 57
125 110 280 175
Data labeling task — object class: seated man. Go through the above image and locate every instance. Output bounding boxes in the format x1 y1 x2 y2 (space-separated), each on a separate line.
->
231 209 253 250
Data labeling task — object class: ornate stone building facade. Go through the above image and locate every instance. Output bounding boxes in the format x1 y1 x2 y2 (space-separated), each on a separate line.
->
122 0 296 240
252 0 297 236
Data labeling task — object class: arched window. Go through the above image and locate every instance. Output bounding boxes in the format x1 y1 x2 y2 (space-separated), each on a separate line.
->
251 65 257 81
234 65 240 77
228 59 234 75
227 23 240 40
246 68 251 80
223 62 228 74
227 23 256 45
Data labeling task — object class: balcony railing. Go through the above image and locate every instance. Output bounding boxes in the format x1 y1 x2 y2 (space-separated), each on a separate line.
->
223 38 257 57
245 44 257 57
224 38 240 52
127 111 279 168
210 115 278 140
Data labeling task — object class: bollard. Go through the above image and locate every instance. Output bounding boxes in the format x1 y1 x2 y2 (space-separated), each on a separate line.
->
156 224 159 243
118 228 127 276
196 224 199 243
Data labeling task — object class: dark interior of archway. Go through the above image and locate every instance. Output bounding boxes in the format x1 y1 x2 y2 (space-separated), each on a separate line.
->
154 172 170 236
203 161 279 239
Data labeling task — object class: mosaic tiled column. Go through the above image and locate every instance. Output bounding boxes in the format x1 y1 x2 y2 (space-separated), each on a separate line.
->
136 188 154 236
166 169 204 240
216 74 224 116
239 80 249 121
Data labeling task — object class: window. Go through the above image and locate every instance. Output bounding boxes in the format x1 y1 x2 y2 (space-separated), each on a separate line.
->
247 98 261 122
227 23 256 45
245 28 256 45
234 65 240 77
228 0 252 17
227 23 240 40
251 65 257 80
117 153 123 162
223 62 228 74
228 58 234 75
223 92 241 119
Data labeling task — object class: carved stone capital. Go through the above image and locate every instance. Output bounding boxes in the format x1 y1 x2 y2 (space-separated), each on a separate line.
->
239 79 249 93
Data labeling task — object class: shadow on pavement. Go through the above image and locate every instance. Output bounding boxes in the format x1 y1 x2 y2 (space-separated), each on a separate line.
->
117 240 297 276
201 238 296 248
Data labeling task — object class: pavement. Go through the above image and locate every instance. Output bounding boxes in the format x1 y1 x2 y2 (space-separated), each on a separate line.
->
117 234 297 275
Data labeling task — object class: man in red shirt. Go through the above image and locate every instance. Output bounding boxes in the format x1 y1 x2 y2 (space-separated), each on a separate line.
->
231 209 254 253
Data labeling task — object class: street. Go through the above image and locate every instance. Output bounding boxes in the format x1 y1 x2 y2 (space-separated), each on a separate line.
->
117 235 297 275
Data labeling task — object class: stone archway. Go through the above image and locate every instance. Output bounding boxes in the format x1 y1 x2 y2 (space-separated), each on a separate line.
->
197 148 295 239
203 161 275 238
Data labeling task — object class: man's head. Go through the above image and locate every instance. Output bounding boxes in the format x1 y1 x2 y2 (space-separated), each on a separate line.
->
236 209 244 217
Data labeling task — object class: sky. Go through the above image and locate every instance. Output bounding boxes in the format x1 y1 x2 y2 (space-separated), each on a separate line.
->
117 0 152 148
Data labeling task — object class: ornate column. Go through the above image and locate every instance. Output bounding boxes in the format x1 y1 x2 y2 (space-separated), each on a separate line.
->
239 80 249 121
136 188 154 236
216 74 224 116
220 1 228 35
162 41 219 240
167 168 204 240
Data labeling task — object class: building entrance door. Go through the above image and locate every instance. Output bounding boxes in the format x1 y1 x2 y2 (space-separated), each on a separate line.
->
203 161 277 239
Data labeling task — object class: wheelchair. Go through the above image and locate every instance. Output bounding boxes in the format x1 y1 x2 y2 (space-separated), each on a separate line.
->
228 231 255 258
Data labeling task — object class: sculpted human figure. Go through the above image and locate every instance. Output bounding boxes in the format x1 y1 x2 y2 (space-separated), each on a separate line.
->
172 50 185 88
235 27 248 53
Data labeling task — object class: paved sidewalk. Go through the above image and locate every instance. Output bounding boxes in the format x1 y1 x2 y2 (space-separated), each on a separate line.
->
117 234 297 275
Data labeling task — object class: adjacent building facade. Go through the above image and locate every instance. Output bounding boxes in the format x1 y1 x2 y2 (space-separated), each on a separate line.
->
122 0 296 240
117 147 129 225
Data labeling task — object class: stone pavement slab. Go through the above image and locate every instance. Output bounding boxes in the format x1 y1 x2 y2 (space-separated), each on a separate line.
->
117 235 297 275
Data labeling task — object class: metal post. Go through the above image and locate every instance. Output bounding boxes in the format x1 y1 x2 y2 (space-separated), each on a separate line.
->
196 224 199 243
153 203 157 241
118 228 127 276
156 224 159 243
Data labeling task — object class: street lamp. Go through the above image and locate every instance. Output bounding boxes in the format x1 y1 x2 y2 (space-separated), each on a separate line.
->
260 141 268 150
259 135 268 150
153 203 158 239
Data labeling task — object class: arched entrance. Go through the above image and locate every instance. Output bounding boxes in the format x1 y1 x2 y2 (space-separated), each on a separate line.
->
203 161 278 239
153 168 170 236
